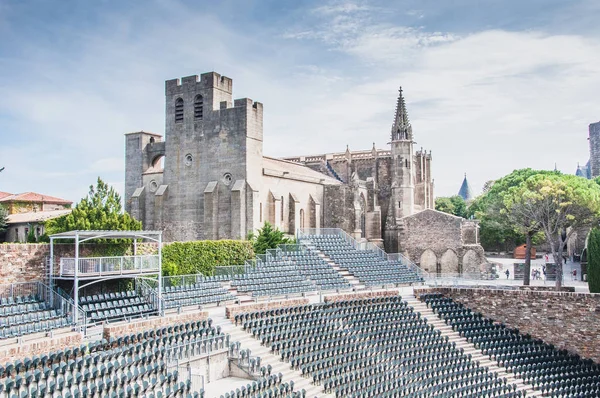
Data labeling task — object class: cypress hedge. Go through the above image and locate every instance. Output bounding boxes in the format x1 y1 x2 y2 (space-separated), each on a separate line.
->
588 228 600 293
162 240 254 276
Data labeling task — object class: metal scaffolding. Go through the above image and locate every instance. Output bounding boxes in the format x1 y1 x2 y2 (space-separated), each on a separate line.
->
49 230 163 325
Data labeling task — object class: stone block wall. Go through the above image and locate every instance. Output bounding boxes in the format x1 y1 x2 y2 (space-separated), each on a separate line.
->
225 298 309 320
415 287 600 363
103 310 208 339
0 331 82 363
323 290 399 303
0 244 48 284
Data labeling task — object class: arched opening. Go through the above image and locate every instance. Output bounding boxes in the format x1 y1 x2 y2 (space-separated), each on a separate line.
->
194 95 204 119
440 249 459 274
147 155 165 173
299 209 305 229
175 98 184 123
419 249 437 273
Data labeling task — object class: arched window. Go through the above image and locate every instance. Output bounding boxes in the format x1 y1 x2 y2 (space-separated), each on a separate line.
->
280 196 284 222
194 95 204 119
300 209 305 229
175 98 184 123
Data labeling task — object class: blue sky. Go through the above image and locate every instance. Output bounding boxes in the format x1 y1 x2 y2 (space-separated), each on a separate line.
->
1 0 599 202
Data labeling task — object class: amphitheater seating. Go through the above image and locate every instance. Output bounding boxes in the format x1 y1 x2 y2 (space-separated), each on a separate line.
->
305 234 423 286
230 261 316 297
163 278 236 309
0 318 225 398
235 296 522 398
280 248 353 291
421 293 600 398
220 373 305 398
80 291 156 323
0 295 71 339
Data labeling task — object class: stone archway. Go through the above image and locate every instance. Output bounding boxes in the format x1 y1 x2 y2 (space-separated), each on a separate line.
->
462 249 480 275
440 249 459 274
419 249 437 273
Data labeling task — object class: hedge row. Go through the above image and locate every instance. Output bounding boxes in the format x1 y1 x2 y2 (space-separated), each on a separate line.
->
161 240 254 276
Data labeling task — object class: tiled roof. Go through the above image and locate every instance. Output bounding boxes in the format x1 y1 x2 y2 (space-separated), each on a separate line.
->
0 191 12 200
0 192 72 205
7 209 72 224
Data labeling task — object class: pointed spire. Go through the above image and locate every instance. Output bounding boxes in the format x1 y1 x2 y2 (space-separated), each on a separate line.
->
391 87 413 142
458 173 473 201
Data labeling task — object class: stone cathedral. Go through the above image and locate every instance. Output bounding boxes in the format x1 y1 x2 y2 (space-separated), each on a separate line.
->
125 71 438 253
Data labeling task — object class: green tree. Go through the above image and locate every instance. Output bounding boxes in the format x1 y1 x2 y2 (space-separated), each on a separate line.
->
435 195 467 218
45 177 141 234
587 228 600 293
248 222 292 255
504 174 600 288
26 227 37 243
0 205 7 233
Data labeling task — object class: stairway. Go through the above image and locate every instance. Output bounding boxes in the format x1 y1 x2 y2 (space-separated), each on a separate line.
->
300 240 365 291
207 307 333 398
404 296 543 397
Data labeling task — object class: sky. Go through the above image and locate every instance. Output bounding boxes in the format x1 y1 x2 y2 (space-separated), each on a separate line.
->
0 0 599 202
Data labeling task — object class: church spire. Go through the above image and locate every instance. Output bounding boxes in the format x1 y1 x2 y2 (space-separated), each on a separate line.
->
458 173 473 201
391 87 413 142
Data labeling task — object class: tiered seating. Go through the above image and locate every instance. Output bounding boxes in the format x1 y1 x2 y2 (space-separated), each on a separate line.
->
421 293 600 398
236 296 521 397
220 374 305 398
0 295 70 339
80 291 155 323
306 234 423 286
163 277 236 309
280 248 352 291
230 261 315 297
0 318 225 398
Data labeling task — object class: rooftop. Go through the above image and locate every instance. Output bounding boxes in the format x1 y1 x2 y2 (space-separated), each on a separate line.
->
0 192 72 205
7 209 72 224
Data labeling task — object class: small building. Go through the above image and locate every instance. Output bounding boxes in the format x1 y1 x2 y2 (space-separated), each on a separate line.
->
513 244 536 259
0 192 72 242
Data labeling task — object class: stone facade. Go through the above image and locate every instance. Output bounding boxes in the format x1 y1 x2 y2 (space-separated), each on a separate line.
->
125 73 433 249
398 209 488 275
416 287 600 363
0 331 81 363
0 244 48 284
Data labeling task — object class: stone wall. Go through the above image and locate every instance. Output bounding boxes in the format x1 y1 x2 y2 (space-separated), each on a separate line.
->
323 290 399 303
0 331 81 363
415 287 600 363
0 243 158 286
225 298 309 320
103 310 208 339
398 209 488 275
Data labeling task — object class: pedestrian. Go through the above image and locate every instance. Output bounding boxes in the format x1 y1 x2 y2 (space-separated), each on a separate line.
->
544 253 549 263
505 269 510 279
572 269 577 281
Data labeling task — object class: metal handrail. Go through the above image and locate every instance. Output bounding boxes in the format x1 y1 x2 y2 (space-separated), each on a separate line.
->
59 255 160 276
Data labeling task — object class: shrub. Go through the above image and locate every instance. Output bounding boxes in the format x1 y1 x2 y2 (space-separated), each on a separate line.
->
161 240 254 276
247 222 293 255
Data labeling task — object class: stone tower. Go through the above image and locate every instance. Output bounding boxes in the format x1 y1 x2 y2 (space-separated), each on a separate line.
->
589 122 600 178
125 72 264 241
389 88 415 220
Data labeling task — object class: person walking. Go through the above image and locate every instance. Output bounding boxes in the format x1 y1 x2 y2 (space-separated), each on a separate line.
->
505 269 510 279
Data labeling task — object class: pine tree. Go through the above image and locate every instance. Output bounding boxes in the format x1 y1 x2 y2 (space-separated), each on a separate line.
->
248 222 292 255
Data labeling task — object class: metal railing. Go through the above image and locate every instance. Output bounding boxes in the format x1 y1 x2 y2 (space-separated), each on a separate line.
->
36 282 84 326
0 282 39 299
298 228 430 279
59 255 160 277
135 278 163 315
